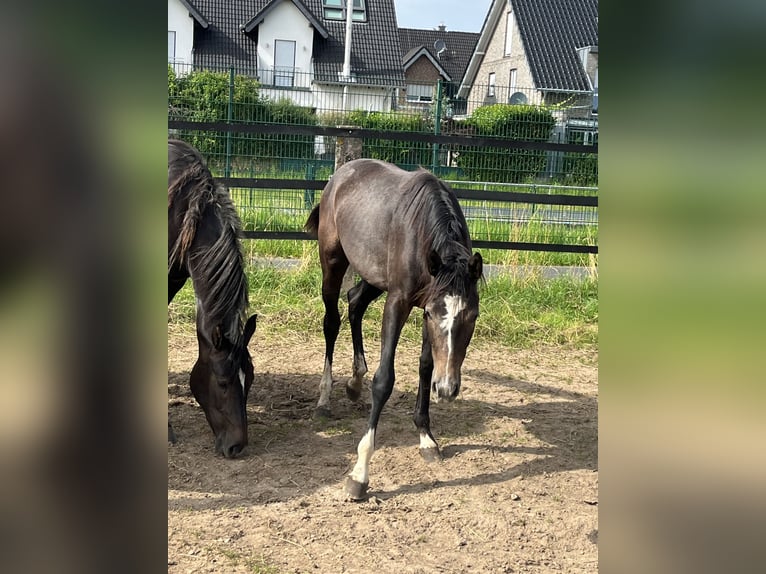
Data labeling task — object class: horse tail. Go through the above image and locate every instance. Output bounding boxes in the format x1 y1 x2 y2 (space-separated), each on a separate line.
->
304 203 320 239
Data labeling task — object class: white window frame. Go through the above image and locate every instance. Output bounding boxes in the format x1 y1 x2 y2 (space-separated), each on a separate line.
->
168 30 176 62
509 68 517 91
504 11 514 56
323 0 366 22
274 39 296 87
488 73 496 97
406 83 434 103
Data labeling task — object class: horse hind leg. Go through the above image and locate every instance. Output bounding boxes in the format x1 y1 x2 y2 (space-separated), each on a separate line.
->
315 250 349 419
347 279 383 402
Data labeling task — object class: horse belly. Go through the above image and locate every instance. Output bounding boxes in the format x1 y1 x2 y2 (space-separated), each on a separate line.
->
335 208 393 291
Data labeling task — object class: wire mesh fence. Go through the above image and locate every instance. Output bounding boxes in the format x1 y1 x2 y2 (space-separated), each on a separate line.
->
168 63 597 252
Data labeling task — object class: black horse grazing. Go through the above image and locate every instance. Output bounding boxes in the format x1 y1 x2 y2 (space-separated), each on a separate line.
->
168 139 257 458
305 158 483 499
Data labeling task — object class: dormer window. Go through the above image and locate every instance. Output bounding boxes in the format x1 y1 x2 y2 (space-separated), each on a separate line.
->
323 0 367 23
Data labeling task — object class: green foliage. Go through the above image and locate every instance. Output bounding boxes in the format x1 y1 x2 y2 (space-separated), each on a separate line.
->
455 104 555 183
344 110 432 167
168 69 317 163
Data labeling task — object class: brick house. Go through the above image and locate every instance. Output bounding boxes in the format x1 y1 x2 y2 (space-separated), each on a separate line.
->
398 25 479 115
459 0 598 123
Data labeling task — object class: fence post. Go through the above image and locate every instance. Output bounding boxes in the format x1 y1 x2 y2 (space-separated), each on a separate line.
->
334 125 362 170
225 66 234 178
304 162 316 209
431 80 443 172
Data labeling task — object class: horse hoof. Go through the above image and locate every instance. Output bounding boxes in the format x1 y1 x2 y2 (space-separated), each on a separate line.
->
346 384 361 402
419 447 442 463
344 477 369 501
313 406 332 420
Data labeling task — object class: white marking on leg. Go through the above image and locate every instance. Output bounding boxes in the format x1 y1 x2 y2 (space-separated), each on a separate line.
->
239 369 245 395
419 431 438 451
349 428 376 485
317 357 333 408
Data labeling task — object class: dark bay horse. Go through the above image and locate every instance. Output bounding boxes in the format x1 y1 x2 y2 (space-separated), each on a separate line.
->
168 139 257 458
305 159 483 499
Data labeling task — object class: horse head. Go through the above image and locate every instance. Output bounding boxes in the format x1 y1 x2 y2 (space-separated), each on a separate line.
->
190 314 257 458
423 251 483 403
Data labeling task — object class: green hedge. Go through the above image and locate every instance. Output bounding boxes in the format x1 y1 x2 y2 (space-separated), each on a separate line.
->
342 110 432 167
455 104 555 183
168 66 317 162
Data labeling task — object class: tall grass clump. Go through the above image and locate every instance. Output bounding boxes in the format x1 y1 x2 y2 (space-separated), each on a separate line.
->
168 256 597 350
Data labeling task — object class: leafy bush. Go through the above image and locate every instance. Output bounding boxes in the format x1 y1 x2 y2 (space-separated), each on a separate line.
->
168 68 317 162
455 104 555 183
343 110 432 167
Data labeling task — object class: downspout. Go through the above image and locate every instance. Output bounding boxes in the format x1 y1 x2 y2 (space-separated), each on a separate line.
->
342 1 353 110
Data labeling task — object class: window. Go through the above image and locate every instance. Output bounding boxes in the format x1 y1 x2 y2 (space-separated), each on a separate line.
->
168 31 176 62
323 0 366 22
274 40 296 87
406 84 434 103
488 73 496 97
504 11 514 55
509 68 517 91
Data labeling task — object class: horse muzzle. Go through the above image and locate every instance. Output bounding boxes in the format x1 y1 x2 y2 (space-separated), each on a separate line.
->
432 377 460 403
215 432 247 459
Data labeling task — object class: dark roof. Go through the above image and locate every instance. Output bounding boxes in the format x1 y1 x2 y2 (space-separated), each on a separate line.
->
511 0 598 91
304 0 404 86
398 28 479 85
179 0 209 29
189 0 404 85
243 0 328 37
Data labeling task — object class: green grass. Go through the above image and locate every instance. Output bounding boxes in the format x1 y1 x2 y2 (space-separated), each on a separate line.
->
216 167 598 266
169 254 598 350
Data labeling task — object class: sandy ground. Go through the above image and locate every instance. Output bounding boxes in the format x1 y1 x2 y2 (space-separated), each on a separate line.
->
168 324 598 573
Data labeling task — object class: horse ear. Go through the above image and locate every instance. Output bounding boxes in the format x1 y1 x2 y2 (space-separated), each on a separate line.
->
469 252 483 282
243 314 257 345
211 324 224 350
428 250 442 277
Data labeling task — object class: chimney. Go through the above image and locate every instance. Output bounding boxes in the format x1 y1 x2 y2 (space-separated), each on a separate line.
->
437 23 446 32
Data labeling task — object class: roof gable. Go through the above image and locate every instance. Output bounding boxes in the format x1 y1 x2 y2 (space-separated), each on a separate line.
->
243 0 329 37
399 27 479 86
402 46 451 81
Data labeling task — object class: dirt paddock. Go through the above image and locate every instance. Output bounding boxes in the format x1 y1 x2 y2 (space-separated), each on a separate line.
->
168 326 598 573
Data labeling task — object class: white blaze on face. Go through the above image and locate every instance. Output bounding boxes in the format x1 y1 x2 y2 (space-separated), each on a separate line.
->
239 369 245 395
439 294 466 362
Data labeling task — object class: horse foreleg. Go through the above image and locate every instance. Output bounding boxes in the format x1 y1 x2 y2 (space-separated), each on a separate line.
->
345 295 410 500
414 318 441 462
347 280 383 402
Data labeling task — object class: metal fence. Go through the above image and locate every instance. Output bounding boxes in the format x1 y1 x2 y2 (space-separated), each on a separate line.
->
168 64 597 253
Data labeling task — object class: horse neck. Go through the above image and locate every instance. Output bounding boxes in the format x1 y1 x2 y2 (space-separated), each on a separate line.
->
188 216 248 349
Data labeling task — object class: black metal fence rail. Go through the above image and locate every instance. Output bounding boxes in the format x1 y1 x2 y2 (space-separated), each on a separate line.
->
169 120 598 154
221 176 597 253
169 121 598 254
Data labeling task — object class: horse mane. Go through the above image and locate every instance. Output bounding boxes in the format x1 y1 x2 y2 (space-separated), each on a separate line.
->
168 140 249 347
399 170 475 301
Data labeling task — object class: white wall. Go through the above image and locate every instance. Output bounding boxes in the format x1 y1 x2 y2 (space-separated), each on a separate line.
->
257 1 315 84
313 84 393 114
168 0 195 73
